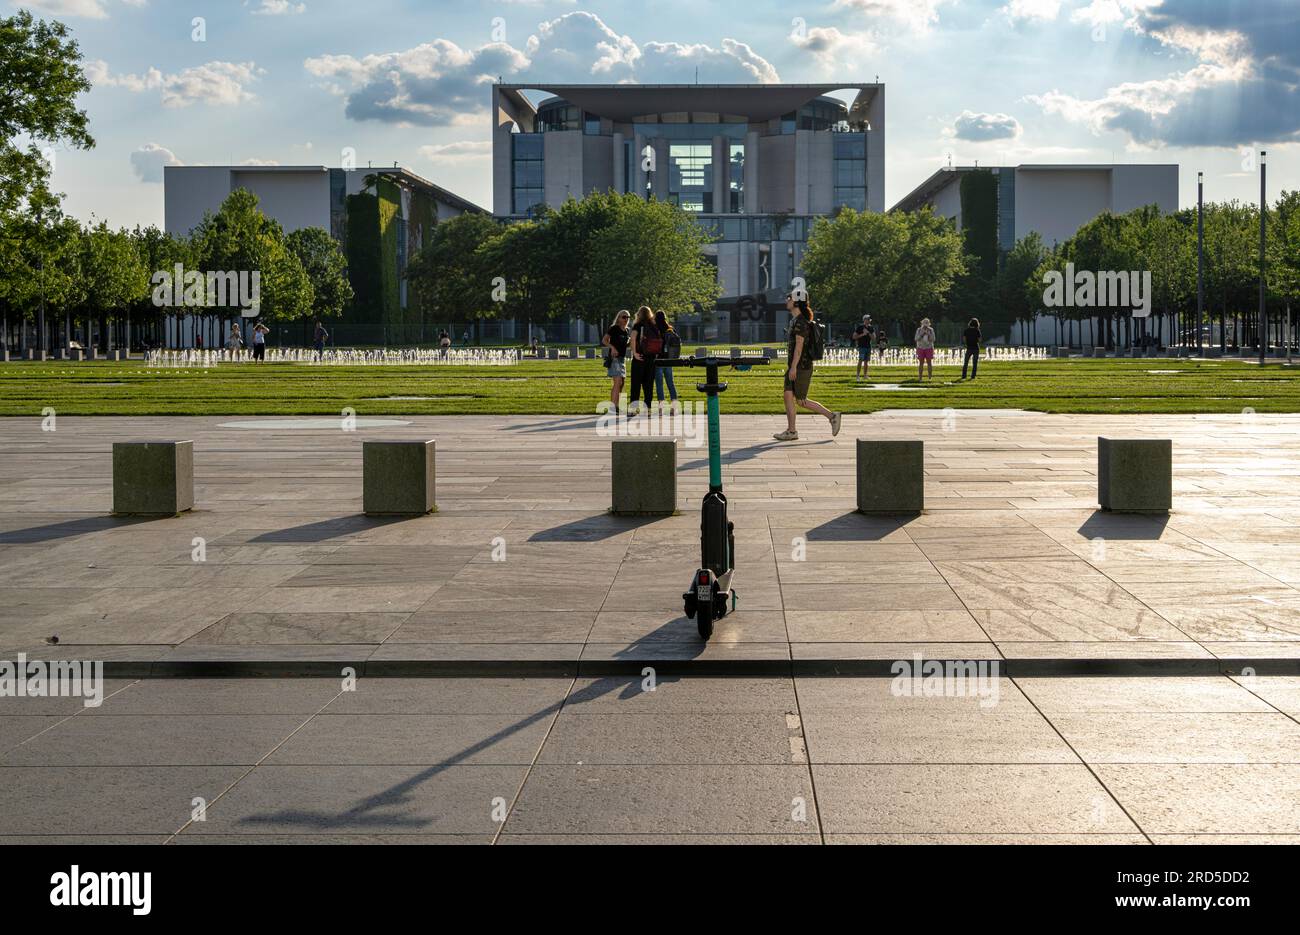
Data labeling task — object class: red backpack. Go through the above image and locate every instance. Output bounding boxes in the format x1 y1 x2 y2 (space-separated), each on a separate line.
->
640 323 663 355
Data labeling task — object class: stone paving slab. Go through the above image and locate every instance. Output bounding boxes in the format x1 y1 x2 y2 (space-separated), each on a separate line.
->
2 413 1300 671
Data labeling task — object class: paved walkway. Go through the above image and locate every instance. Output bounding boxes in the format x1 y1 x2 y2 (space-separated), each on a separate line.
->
1 412 1298 669
1 673 1298 843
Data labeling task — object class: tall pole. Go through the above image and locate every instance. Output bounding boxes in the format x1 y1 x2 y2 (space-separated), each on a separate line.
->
1196 172 1204 354
1259 151 1267 366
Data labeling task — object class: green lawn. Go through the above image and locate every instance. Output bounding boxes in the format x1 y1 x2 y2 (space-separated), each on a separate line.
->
1 357 1298 415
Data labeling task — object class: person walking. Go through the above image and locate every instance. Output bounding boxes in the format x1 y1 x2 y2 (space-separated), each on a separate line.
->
312 320 329 359
602 310 631 414
439 330 451 358
851 314 874 379
251 320 269 361
773 292 842 441
961 317 981 380
628 305 662 415
653 310 680 409
914 317 936 382
876 324 889 361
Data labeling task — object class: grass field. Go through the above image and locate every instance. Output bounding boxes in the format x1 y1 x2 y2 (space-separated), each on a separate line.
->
1 357 1298 416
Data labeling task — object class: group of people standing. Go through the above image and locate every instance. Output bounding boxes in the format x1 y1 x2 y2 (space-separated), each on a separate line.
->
912 317 982 382
223 320 270 361
602 306 683 415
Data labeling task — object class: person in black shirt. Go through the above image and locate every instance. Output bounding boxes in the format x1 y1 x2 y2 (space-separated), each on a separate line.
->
851 315 874 379
602 310 631 413
962 318 981 380
628 305 662 415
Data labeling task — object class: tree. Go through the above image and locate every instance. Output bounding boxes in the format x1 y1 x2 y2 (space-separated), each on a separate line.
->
0 11 94 215
404 211 500 323
286 227 353 320
580 195 720 319
802 207 964 326
77 220 149 350
191 188 313 326
997 232 1048 342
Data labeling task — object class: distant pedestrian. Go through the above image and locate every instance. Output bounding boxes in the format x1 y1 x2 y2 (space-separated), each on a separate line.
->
628 305 662 415
252 320 269 361
876 325 888 360
439 330 451 358
312 320 329 359
773 292 841 441
914 317 936 382
653 310 680 409
225 323 243 354
962 317 981 380
851 315 873 379
602 309 631 414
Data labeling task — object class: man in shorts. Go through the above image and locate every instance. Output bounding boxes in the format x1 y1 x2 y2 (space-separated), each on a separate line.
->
851 315 874 379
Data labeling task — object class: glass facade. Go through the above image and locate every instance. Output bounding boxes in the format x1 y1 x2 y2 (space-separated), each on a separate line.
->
511 133 544 216
833 133 866 212
729 143 745 213
668 143 712 212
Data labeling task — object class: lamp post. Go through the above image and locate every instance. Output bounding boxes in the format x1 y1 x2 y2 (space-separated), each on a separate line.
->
1259 151 1267 366
1196 171 1204 354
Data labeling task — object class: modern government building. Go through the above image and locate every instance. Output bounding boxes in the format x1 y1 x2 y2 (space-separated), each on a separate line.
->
492 82 885 342
158 80 1180 346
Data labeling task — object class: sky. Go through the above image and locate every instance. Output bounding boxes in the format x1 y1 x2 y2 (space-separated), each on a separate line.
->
16 0 1300 229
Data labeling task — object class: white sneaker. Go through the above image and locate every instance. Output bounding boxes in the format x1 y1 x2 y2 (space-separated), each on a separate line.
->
830 412 843 437
772 429 799 441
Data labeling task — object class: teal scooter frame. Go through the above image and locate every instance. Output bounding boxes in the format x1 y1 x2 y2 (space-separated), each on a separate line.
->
656 353 770 639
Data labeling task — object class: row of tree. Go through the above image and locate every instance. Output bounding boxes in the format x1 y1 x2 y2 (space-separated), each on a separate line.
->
0 11 351 352
403 191 720 331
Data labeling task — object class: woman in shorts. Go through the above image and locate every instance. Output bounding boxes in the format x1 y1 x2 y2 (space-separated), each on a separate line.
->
914 317 936 382
602 310 631 414
773 292 841 442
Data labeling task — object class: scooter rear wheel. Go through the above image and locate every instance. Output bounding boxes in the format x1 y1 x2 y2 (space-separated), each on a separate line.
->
696 595 714 640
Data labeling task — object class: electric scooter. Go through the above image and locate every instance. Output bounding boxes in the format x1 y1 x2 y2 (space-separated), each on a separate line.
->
655 352 770 639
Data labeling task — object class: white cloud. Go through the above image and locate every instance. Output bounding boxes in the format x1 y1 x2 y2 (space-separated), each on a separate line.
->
418 141 492 164
129 142 181 183
305 11 780 126
790 26 878 71
1001 0 1061 24
832 0 957 34
951 110 1022 141
249 0 305 15
16 0 109 18
88 59 263 107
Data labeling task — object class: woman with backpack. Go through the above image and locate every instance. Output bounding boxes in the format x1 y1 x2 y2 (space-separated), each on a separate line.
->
653 310 680 409
628 305 662 415
602 309 631 414
914 317 936 382
773 292 842 442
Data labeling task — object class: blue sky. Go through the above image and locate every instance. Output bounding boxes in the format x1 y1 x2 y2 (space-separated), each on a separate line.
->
19 0 1300 228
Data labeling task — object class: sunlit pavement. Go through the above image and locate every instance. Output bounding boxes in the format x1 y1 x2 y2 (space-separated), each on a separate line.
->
2 412 1299 841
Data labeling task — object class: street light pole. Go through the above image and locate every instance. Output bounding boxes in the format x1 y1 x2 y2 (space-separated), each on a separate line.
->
1259 151 1267 366
1196 171 1203 355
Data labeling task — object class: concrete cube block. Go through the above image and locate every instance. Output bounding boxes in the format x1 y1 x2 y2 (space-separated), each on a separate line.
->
0 349 9 362
856 439 924 514
695 347 708 358
762 347 777 359
611 437 677 516
363 440 436 516
584 347 596 359
547 347 559 360
84 347 98 360
729 347 742 358
569 345 579 359
1098 437 1171 513
108 349 126 361
24 349 47 361
112 440 194 516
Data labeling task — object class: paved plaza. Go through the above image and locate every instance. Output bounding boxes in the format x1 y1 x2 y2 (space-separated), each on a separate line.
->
2 410 1299 841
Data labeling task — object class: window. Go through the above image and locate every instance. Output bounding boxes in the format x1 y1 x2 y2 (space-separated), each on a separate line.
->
584 114 602 135
729 143 745 213
668 143 712 212
512 133 544 216
832 132 866 212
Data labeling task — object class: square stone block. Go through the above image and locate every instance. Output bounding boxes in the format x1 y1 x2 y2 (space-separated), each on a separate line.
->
1098 437 1171 514
363 440 436 516
856 439 923 514
762 347 778 359
547 347 559 360
85 347 98 360
729 347 742 358
24 349 47 361
584 347 595 359
0 349 8 362
1090 347 1104 358
108 349 126 361
611 437 677 516
112 440 194 516
694 347 707 358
